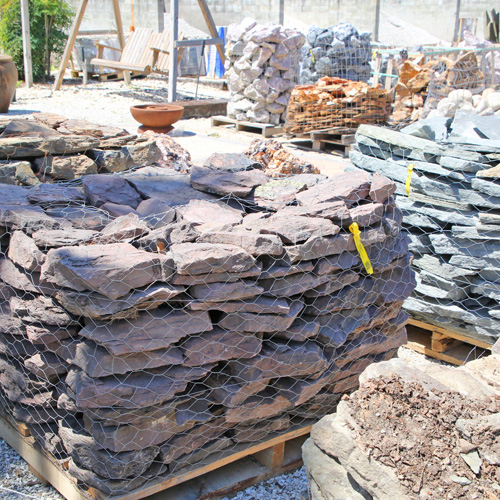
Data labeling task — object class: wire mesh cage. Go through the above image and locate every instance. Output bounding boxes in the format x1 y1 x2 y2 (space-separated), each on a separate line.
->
0 116 415 497
348 118 500 364
300 23 372 85
225 20 305 125
285 77 393 136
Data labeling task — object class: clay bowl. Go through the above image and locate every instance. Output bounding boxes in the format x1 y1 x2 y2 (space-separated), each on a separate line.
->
130 103 184 133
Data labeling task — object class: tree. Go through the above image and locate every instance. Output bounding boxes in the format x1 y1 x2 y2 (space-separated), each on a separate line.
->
0 0 74 81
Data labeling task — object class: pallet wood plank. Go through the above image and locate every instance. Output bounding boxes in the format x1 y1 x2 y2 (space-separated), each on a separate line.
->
407 318 492 349
97 425 311 500
431 331 460 353
405 325 490 366
253 442 285 470
0 415 91 500
211 115 283 138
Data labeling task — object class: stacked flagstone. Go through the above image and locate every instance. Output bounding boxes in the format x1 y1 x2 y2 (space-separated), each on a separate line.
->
300 23 372 85
347 115 500 346
0 151 414 495
225 19 305 125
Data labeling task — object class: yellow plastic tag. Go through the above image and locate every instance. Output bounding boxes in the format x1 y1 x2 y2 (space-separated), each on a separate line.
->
310 48 315 63
349 222 374 275
406 163 415 195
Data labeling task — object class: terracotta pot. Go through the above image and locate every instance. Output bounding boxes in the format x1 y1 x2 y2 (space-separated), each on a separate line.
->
0 55 17 114
130 104 184 133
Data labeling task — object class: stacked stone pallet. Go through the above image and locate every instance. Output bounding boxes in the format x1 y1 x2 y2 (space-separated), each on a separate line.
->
0 144 414 495
285 77 392 135
347 119 500 346
300 23 372 85
225 19 305 125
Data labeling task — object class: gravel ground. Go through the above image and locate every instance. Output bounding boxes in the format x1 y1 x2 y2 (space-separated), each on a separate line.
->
0 347 443 500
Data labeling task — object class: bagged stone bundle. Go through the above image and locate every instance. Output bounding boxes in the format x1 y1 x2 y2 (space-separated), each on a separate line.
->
300 23 372 85
285 77 392 135
0 142 414 497
347 114 500 347
225 18 305 125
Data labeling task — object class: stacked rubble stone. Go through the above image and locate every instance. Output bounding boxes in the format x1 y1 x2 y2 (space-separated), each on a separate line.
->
348 119 500 346
0 130 414 495
225 19 305 125
300 23 372 85
303 352 500 499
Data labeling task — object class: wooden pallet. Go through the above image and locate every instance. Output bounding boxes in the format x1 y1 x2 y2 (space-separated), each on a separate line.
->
405 318 492 365
285 129 356 156
0 410 311 500
211 116 284 138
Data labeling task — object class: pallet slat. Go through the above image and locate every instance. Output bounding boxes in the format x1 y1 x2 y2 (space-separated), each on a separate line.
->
0 408 311 500
405 319 491 366
211 116 283 138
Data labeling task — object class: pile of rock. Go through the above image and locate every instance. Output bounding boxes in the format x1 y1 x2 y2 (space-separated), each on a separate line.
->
225 19 305 125
303 351 500 499
347 117 500 346
300 23 371 85
285 77 392 135
0 114 191 185
244 139 320 178
0 148 414 495
427 88 500 119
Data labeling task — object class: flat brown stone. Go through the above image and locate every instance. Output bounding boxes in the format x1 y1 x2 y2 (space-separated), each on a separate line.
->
41 243 173 299
170 242 255 276
219 300 303 333
189 280 264 302
182 329 262 366
176 199 243 226
7 231 45 272
197 231 284 256
79 308 212 355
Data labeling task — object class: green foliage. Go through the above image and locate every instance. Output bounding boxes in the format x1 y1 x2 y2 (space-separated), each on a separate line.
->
0 0 74 81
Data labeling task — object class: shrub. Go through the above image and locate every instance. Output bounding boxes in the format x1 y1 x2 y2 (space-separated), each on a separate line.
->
0 0 74 81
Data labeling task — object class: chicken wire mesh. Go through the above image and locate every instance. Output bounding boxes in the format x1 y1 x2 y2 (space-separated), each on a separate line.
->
284 76 393 136
347 120 500 363
0 133 416 497
300 23 372 85
225 20 305 125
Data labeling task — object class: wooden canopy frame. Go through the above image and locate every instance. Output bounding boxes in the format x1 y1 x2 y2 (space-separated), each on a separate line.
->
54 0 225 95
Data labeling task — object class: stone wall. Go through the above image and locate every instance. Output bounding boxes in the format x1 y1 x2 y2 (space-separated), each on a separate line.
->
0 117 415 496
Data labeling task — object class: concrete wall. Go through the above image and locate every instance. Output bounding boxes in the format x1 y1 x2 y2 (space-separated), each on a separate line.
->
68 0 491 44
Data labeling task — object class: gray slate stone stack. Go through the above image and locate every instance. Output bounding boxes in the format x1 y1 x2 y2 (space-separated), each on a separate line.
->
300 23 372 85
0 153 414 495
225 19 305 125
347 113 500 346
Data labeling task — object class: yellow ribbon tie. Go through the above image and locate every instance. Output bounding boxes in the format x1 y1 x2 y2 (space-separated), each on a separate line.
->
349 222 373 275
310 48 315 63
406 163 415 195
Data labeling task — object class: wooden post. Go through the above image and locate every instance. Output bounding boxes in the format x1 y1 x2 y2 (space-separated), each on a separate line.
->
20 0 33 88
385 55 394 91
374 0 381 43
372 52 382 87
111 0 130 84
54 0 89 90
197 0 225 64
168 0 179 102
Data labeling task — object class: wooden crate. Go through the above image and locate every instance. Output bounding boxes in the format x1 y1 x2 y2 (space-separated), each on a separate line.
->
0 410 311 500
405 318 492 365
211 116 284 138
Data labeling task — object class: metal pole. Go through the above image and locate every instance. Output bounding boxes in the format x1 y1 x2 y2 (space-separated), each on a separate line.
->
374 0 381 43
168 0 178 102
20 0 33 88
453 0 461 43
279 0 284 25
